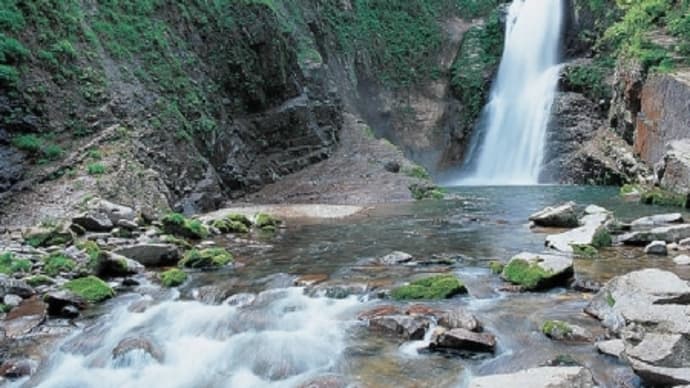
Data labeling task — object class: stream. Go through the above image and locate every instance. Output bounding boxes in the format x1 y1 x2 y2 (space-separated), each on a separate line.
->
17 186 690 387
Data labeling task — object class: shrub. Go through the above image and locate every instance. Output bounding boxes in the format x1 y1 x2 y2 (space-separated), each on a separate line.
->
42 144 64 161
12 134 42 153
0 64 19 85
87 163 106 175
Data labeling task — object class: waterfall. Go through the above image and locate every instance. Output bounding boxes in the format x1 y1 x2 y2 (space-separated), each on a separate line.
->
457 0 564 185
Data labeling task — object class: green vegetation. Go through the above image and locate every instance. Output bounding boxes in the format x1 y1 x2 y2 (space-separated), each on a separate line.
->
179 247 233 269
620 184 641 196
211 218 249 234
403 165 431 180
592 227 613 248
0 252 31 275
562 58 615 103
25 274 54 287
87 163 106 175
12 134 41 153
571 244 598 258
78 240 103 272
502 259 553 289
254 213 280 230
640 187 688 207
605 291 616 307
162 213 209 239
542 320 573 338
391 274 467 300
409 184 445 200
24 226 73 247
43 253 76 276
160 268 187 287
63 276 114 303
0 303 11 314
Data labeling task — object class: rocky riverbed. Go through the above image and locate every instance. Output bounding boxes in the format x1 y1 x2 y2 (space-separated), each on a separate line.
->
1 186 690 387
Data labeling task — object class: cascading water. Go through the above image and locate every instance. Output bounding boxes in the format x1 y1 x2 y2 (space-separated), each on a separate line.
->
456 0 564 185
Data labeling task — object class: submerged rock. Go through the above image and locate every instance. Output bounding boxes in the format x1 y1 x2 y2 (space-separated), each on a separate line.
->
112 336 164 364
378 251 413 265
501 252 573 291
430 327 495 353
529 202 579 228
469 366 595 388
0 358 37 379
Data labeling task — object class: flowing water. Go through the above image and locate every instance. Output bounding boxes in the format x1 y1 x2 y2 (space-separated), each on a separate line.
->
454 0 564 185
17 186 690 388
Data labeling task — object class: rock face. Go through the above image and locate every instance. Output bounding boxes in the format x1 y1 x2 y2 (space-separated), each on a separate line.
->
658 139 690 197
469 366 595 388
529 202 579 228
501 252 574 291
545 206 610 252
609 59 645 144
634 72 690 168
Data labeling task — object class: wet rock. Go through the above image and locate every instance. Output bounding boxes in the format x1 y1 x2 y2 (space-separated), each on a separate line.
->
541 320 593 343
192 285 237 305
72 212 114 232
529 202 579 228
378 251 413 265
627 357 690 387
44 291 87 317
0 358 37 379
659 139 690 198
0 298 47 338
294 274 328 287
546 208 611 252
0 275 34 299
680 237 690 250
585 269 690 335
435 309 483 332
597 339 625 358
225 292 256 308
22 224 73 248
3 294 22 307
98 252 145 277
501 252 574 291
620 224 690 246
297 374 349 388
645 240 668 255
358 305 401 320
309 283 368 299
631 213 684 229
674 255 690 265
113 243 180 267
572 279 602 293
429 327 495 353
368 314 430 340
112 336 164 364
469 366 595 388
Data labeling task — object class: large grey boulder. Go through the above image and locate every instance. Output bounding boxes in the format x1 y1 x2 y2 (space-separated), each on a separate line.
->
72 212 114 232
113 243 180 267
585 269 690 335
501 252 573 290
645 240 668 255
0 275 34 299
627 358 690 387
98 199 136 224
620 224 690 246
529 202 579 228
469 367 595 388
430 327 496 353
545 206 610 252
631 213 684 229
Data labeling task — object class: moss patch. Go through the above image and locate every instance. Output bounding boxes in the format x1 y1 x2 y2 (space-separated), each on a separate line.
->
502 259 553 290
542 320 573 338
0 252 31 275
211 219 249 234
640 187 687 208
24 226 73 248
24 274 54 287
63 276 114 303
489 260 504 274
43 253 76 276
409 184 445 201
179 248 233 269
592 227 612 248
160 268 187 287
571 244 598 258
391 274 466 300
162 213 209 240
254 213 280 229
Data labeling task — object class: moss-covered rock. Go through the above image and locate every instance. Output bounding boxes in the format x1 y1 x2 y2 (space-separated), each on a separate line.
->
254 213 280 229
502 259 552 290
640 187 688 208
161 213 209 240
0 252 31 275
179 248 233 269
211 219 249 234
160 268 187 287
501 252 574 291
23 225 73 248
591 227 612 248
24 274 55 287
542 320 573 337
226 213 252 227
409 183 445 200
63 276 114 303
43 253 76 276
391 274 467 300
489 261 505 274
571 244 598 258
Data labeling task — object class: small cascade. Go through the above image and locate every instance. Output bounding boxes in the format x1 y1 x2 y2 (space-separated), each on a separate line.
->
456 0 564 185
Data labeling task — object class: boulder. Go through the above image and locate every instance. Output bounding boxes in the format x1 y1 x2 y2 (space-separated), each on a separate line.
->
469 366 595 388
626 333 689 368
674 255 690 265
429 327 495 353
44 291 86 317
113 243 180 266
72 212 114 232
22 224 73 247
368 315 430 340
435 309 483 332
631 213 684 229
620 224 690 246
585 269 690 335
378 251 413 265
0 298 47 338
645 240 668 255
98 199 136 224
3 294 22 307
501 252 573 290
0 275 34 299
541 320 593 343
546 210 611 252
529 202 579 228
627 358 690 387
659 140 690 197
597 339 625 358
98 252 145 277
